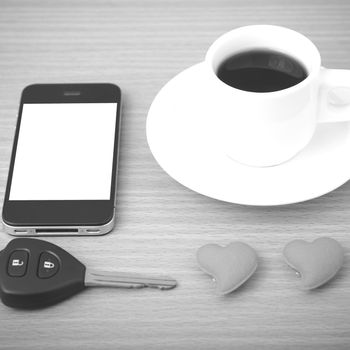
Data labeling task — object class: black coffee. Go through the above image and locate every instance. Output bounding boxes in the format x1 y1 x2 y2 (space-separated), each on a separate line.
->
216 49 308 92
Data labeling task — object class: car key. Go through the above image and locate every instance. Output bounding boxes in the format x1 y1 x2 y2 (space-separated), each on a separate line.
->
0 238 177 309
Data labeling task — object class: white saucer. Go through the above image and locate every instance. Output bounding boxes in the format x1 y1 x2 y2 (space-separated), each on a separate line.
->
146 62 350 206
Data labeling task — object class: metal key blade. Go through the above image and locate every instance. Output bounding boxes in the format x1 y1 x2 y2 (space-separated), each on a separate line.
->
84 269 177 290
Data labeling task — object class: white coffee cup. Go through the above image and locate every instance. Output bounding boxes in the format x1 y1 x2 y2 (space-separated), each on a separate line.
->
205 25 350 167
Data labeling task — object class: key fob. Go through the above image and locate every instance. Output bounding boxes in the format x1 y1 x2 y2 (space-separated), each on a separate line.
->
0 238 85 309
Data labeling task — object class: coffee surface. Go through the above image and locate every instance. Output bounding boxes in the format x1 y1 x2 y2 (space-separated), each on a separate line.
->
217 49 308 92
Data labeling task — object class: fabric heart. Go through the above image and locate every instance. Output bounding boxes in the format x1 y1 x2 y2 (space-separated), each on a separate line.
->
283 237 344 290
197 242 258 295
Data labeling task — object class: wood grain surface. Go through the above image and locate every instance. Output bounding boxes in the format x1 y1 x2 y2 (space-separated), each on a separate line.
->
1 1 350 349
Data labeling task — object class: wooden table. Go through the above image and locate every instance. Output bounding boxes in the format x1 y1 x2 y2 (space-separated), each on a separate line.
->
0 1 350 349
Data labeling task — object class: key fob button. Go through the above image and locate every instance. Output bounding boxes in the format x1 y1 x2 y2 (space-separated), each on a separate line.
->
38 252 60 279
8 250 29 277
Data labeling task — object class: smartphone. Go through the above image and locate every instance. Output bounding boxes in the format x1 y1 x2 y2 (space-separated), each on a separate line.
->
2 83 121 236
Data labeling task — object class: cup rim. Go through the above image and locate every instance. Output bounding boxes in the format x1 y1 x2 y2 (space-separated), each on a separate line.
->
205 25 321 96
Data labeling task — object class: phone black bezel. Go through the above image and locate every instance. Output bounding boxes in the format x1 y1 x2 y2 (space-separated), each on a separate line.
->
2 83 121 227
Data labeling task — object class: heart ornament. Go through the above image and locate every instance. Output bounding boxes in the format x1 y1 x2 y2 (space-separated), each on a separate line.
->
283 237 344 290
197 242 258 295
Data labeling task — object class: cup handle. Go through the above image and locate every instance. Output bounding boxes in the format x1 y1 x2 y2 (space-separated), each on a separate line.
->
318 67 350 123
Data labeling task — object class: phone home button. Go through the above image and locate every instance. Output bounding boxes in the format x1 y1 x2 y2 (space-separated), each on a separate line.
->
38 252 60 279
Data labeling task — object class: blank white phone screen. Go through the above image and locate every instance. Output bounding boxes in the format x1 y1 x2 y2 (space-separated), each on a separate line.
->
9 103 117 200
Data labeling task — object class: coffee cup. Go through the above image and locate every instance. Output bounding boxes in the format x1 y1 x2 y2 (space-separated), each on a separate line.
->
205 25 350 167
